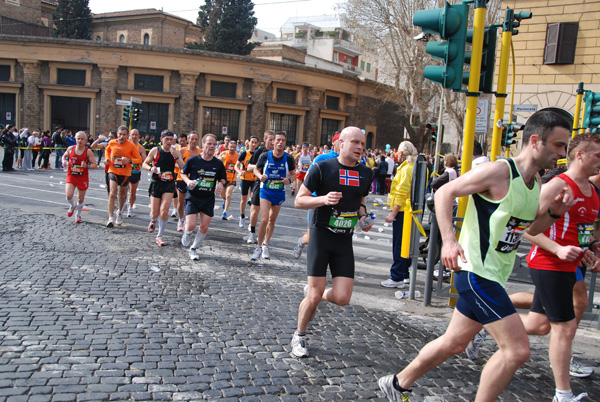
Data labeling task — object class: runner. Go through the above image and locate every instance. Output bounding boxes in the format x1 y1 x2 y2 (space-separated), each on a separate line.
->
290 127 373 358
518 132 600 402
104 125 141 228
180 133 227 260
250 132 296 260
378 110 574 402
142 130 184 246
171 133 188 218
246 130 275 244
124 128 146 217
235 135 258 228
62 131 98 223
174 132 200 232
293 132 341 259
294 143 313 198
220 140 239 220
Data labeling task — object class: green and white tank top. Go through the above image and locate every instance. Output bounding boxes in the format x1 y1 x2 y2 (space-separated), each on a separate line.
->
457 158 539 285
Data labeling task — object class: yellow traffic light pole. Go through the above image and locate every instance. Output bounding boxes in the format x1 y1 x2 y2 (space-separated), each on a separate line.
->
572 83 584 139
490 21 512 161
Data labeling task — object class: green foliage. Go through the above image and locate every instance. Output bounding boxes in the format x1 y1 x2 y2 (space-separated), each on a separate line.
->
52 0 92 40
188 0 259 55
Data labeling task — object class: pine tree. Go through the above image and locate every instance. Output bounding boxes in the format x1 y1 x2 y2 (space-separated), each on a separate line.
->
53 0 92 40
187 0 258 55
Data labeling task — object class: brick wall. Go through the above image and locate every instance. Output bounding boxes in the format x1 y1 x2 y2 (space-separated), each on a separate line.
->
0 0 41 25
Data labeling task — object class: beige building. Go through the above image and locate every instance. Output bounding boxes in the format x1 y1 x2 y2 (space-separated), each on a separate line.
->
498 0 600 144
0 35 402 148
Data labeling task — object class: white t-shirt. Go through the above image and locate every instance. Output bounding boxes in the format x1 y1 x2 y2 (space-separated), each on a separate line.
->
385 156 394 175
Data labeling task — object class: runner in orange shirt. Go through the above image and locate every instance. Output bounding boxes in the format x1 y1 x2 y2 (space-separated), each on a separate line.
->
105 125 141 228
175 132 201 231
124 128 146 218
220 140 238 220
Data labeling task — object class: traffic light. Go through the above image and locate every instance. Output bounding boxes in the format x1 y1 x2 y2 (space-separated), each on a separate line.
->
503 9 533 36
463 26 498 93
501 124 523 146
583 91 600 133
123 106 131 123
132 108 142 124
413 1 469 90
426 123 438 143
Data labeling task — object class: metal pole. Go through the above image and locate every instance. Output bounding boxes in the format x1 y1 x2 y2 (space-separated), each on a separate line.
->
573 82 584 139
423 212 439 306
432 88 444 174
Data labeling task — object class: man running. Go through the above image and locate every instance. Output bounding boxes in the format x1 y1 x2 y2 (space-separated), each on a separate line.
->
378 110 574 402
171 133 188 218
180 133 227 261
246 130 275 244
236 135 259 228
250 132 296 260
142 130 184 246
518 132 600 402
220 140 239 220
124 128 146 217
105 125 141 228
62 131 98 223
174 131 200 231
290 126 373 358
294 143 313 197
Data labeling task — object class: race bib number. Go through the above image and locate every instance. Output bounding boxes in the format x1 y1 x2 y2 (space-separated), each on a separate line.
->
496 216 532 253
266 180 284 190
328 215 358 229
113 157 125 168
302 163 310 171
578 222 594 247
198 178 215 189
159 171 174 181
71 164 84 175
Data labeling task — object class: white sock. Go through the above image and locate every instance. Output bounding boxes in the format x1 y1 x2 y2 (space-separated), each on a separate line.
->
158 219 167 237
555 389 573 402
76 203 84 217
67 197 76 208
192 231 206 249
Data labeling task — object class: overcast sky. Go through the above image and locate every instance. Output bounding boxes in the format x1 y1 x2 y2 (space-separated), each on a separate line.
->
88 0 342 37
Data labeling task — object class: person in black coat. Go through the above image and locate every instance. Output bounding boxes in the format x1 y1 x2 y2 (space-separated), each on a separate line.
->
377 154 388 195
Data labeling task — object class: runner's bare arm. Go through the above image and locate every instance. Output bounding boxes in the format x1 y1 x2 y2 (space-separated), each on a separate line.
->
294 184 341 210
142 148 157 172
527 178 575 236
86 148 98 169
524 231 584 262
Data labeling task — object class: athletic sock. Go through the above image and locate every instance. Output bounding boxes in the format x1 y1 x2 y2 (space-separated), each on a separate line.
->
392 376 411 393
158 219 167 237
554 389 573 402
67 197 76 207
296 331 306 337
192 231 206 249
250 226 256 233
76 203 84 217
241 214 245 219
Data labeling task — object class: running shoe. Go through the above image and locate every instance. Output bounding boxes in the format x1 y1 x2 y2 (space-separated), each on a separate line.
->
553 392 588 402
290 331 309 358
106 217 114 228
115 212 123 226
170 208 177 217
378 375 411 402
247 232 257 244
570 357 594 378
181 231 192 247
156 236 166 246
291 188 295 196
148 220 156 233
403 278 410 284
293 237 304 259
250 246 262 261
381 279 405 288
239 216 246 228
465 328 487 360
189 247 200 261
261 244 270 259
75 216 82 224
67 205 76 217
222 211 228 220
176 220 185 232
126 205 134 218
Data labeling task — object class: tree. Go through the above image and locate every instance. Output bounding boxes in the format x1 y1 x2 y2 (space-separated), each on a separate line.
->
341 0 503 153
187 0 259 56
52 0 92 40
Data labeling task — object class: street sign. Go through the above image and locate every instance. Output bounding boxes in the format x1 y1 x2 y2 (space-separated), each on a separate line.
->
475 98 490 133
131 96 142 104
222 126 228 135
514 104 538 112
150 121 157 130
5 112 11 121
116 99 132 106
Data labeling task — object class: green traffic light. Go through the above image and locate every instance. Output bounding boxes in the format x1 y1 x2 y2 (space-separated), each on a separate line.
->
583 91 600 128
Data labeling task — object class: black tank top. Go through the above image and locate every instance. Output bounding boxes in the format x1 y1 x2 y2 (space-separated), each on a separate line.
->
152 146 176 182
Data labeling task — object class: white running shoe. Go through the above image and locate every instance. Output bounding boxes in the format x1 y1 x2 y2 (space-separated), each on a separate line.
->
239 216 246 228
170 208 177 217
378 374 411 402
570 357 594 378
181 231 192 247
250 246 262 261
261 244 270 259
293 237 304 259
106 217 114 228
290 331 309 358
247 232 257 244
189 248 200 261
115 212 123 226
553 392 588 402
381 279 405 288
465 328 487 360
126 205 133 218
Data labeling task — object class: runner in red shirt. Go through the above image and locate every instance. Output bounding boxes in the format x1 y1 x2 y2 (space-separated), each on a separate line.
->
62 131 98 223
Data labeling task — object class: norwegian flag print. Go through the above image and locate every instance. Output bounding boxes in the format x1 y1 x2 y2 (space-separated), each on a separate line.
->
339 169 359 186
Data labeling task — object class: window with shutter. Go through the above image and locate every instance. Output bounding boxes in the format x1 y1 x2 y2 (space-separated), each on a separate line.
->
543 22 578 65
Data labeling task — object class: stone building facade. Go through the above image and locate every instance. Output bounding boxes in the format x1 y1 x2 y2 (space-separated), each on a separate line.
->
0 35 403 149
